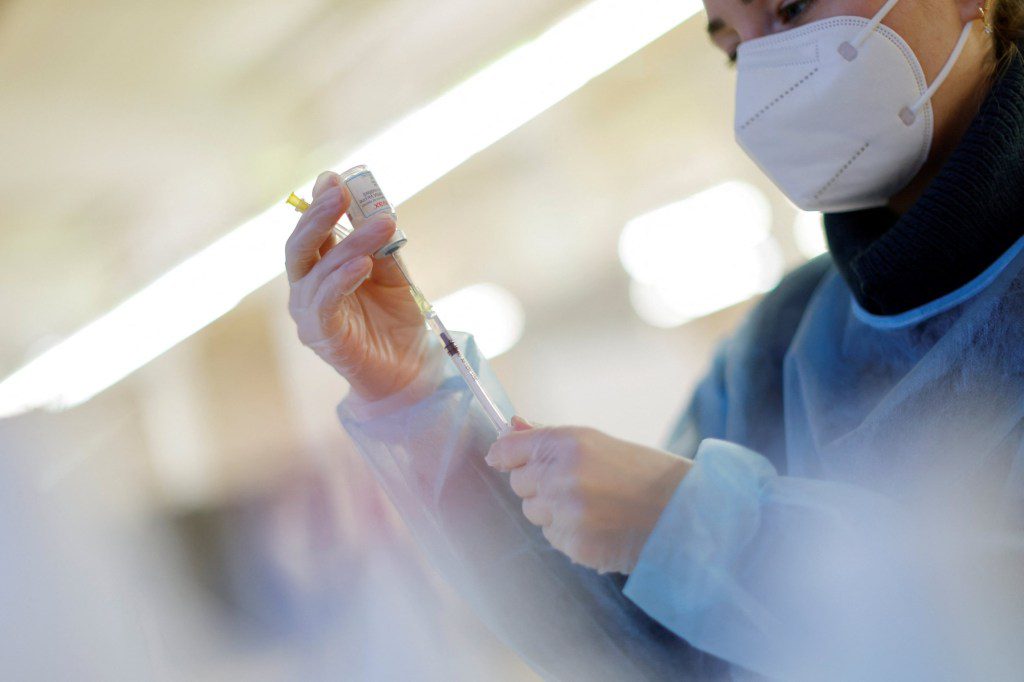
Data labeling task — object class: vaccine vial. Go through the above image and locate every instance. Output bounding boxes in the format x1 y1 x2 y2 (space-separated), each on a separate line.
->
340 165 407 258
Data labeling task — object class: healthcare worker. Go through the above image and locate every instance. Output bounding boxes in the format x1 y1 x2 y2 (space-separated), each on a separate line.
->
286 0 1024 679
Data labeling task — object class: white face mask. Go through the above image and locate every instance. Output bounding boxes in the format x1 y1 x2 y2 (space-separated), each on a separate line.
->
733 0 973 213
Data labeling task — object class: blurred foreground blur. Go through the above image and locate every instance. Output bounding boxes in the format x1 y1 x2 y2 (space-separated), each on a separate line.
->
0 0 822 678
2 410 536 680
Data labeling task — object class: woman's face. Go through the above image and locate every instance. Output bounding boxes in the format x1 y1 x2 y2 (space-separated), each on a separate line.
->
704 0 883 63
702 0 973 70
701 0 991 210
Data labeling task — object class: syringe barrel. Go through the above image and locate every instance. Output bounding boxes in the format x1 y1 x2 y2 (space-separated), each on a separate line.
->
340 165 407 258
425 313 511 435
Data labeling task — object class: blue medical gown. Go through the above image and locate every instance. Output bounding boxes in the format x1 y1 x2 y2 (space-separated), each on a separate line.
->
340 240 1024 680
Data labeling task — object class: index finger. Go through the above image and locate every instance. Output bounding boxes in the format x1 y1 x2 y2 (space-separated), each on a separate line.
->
485 431 538 471
285 176 350 282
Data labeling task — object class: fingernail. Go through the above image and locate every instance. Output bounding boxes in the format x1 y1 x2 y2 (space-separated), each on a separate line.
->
342 268 372 295
366 216 394 231
343 257 369 274
511 416 532 431
312 172 340 198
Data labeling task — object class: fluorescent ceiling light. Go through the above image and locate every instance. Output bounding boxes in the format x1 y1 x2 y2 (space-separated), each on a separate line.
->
619 181 784 327
0 0 702 416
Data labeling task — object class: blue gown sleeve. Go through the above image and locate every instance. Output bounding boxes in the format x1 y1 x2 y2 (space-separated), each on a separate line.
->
339 333 728 681
624 437 1024 680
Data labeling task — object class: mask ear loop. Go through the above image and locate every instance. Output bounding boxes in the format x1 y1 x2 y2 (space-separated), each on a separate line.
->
838 0 902 61
897 23 973 126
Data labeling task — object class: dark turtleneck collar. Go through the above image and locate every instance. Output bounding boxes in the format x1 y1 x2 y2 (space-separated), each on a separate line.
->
824 48 1024 316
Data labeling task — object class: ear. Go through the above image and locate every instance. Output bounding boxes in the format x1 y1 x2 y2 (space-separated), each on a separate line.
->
956 0 985 25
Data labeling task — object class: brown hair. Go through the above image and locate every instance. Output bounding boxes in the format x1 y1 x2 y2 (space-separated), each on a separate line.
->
991 0 1024 68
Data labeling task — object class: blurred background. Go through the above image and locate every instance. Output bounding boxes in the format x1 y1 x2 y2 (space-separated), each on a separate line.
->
0 0 825 679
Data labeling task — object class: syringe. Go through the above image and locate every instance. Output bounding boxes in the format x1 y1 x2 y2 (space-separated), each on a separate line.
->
388 255 511 435
286 167 511 436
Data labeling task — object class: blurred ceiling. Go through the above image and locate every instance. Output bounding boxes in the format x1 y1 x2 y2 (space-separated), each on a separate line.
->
0 0 591 370
0 0 813 504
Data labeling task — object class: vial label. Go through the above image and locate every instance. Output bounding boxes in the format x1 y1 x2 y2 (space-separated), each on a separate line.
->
344 170 392 222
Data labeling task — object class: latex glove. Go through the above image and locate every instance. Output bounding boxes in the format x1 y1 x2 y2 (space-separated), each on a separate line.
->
486 419 692 574
285 171 432 403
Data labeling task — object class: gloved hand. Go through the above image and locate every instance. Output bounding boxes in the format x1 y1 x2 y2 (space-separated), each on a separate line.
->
286 171 431 403
486 419 692 574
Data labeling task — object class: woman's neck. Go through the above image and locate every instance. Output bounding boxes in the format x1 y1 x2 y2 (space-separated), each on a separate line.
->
824 43 1024 316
